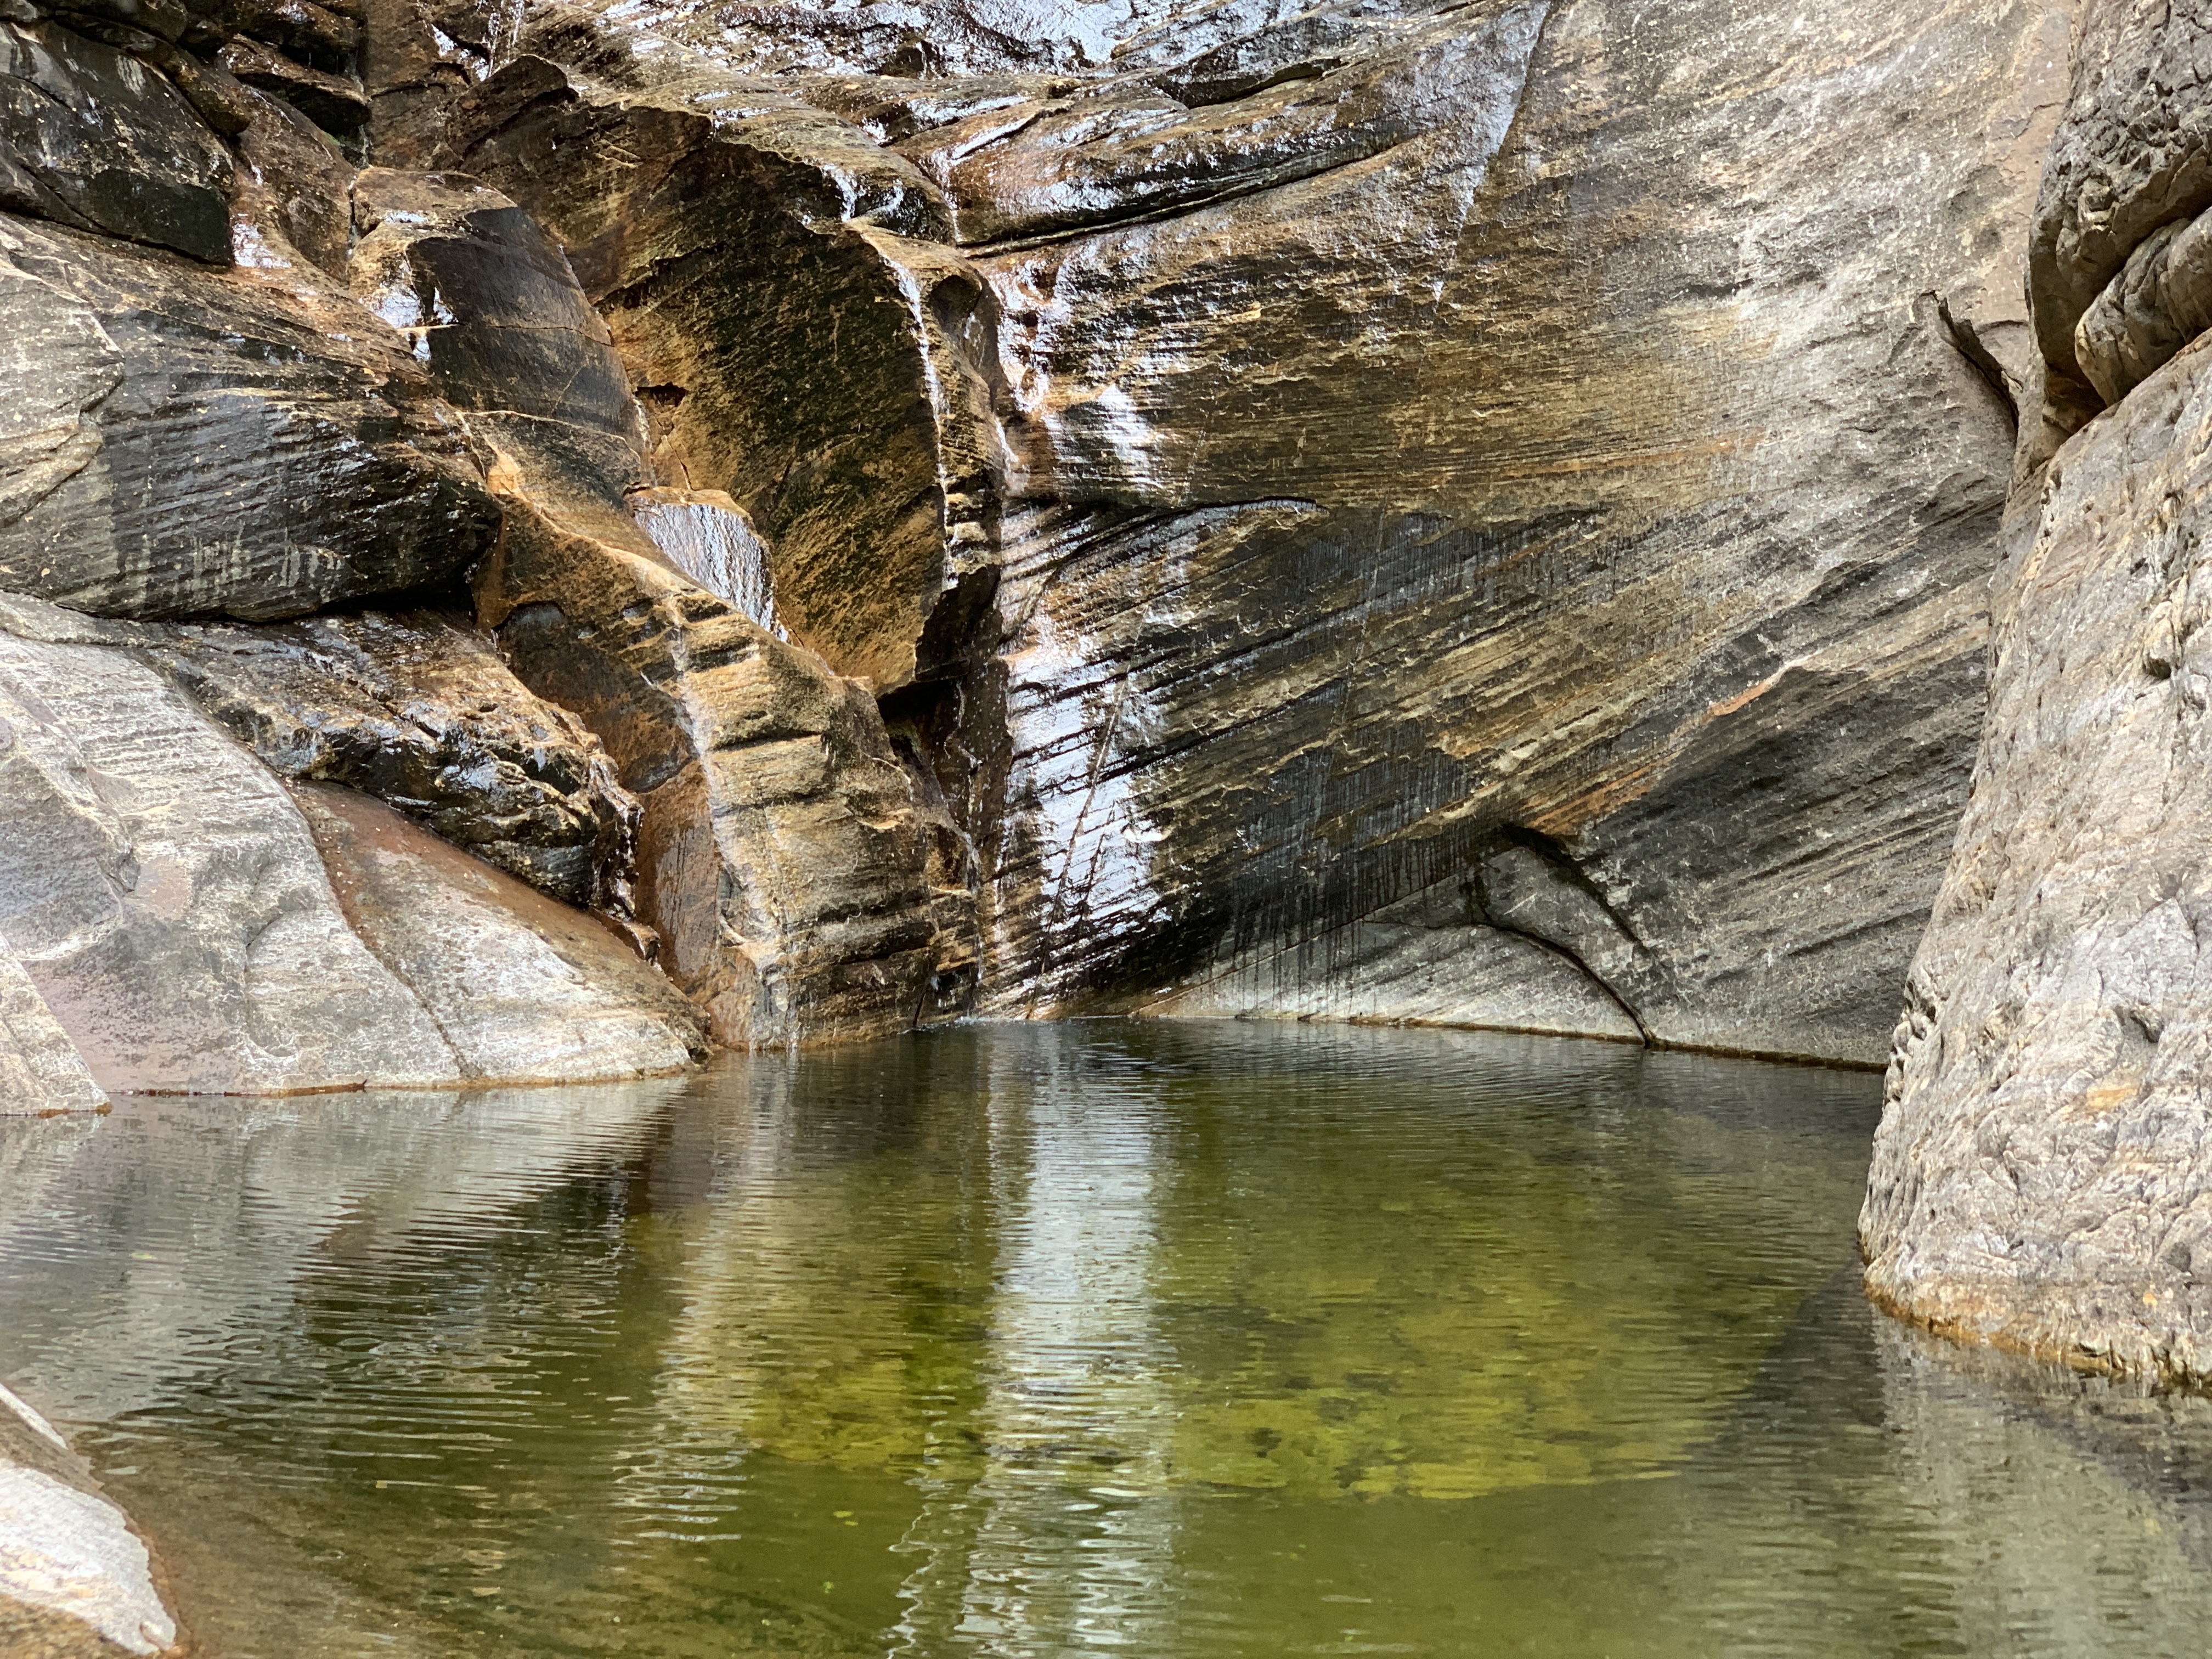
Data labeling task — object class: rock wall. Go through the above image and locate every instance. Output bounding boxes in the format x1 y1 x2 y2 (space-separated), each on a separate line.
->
0 0 2106 1126
1864 0 2212 1386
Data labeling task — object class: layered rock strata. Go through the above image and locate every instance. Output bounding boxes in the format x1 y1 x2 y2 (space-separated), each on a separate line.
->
1864 0 2212 1384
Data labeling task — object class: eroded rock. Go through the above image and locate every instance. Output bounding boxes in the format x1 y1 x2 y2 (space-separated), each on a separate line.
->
442 15 1007 690
0 615 461 1094
0 940 106 1115
0 210 498 620
1861 337 2212 1387
295 781 705 1082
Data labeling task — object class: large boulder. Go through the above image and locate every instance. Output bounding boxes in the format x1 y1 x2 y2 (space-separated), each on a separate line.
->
1861 0 2212 1388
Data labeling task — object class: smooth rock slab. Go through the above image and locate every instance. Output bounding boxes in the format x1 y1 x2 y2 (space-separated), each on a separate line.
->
293 782 706 1085
0 620 461 1095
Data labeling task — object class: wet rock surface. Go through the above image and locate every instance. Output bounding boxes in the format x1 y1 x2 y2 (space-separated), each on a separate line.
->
0 210 498 620
139 608 644 921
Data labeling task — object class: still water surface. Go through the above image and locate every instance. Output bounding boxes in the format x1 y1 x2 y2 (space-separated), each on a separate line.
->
5 1023 2212 1656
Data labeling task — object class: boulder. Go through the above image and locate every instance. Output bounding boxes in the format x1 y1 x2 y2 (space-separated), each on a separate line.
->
0 210 498 620
0 612 460 1094
1861 335 2212 1386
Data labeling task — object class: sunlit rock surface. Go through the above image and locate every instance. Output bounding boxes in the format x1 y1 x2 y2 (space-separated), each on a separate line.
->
294 782 706 1082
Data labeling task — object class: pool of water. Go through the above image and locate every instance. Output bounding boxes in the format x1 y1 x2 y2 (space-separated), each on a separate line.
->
5 1022 2212 1657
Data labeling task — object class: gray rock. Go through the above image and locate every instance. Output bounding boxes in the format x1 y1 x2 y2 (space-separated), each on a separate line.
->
0 1387 168 1659
1862 336 2212 1387
2074 204 2212 407
0 617 462 1093
2028 0 2212 399
0 17 232 263
137 608 646 923
0 210 499 621
0 938 105 1115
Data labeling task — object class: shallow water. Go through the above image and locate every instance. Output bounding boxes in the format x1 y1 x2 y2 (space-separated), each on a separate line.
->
5 1022 2212 1657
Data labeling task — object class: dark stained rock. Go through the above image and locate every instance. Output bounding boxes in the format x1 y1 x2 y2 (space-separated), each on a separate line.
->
441 18 1007 691
0 16 233 261
229 83 353 273
0 210 498 620
136 608 645 921
294 780 706 1082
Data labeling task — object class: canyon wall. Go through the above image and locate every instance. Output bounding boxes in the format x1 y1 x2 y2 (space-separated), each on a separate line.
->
0 0 2080 1119
1864 0 2212 1386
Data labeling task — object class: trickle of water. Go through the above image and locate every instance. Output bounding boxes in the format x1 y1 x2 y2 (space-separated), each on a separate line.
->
631 488 781 634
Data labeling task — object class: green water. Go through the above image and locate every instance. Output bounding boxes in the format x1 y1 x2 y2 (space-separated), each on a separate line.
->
6 1022 2212 1656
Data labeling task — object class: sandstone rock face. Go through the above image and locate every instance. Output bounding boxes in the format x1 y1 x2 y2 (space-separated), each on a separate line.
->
138 608 644 921
941 0 2061 1061
1863 0 2212 1384
1863 334 2212 1384
0 211 498 620
441 16 1008 691
336 157 977 1042
391 0 2068 1066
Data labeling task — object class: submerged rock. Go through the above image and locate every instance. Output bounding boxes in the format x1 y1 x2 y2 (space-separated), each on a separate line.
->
0 1385 176 1657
